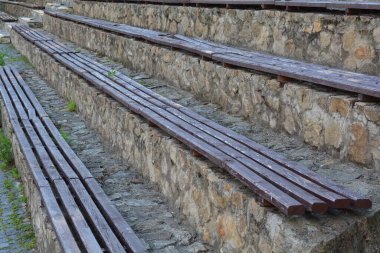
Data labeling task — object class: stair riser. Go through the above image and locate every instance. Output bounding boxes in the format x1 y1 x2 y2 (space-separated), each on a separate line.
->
43 15 380 169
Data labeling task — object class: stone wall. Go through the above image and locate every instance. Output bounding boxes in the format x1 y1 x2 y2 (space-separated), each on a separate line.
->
11 28 380 253
0 100 63 253
43 15 380 169
0 2 34 17
73 1 380 76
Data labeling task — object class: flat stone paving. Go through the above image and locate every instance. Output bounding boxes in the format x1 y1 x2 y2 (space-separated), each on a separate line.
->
0 44 36 253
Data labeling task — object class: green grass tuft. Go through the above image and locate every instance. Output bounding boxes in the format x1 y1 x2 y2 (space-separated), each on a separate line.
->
0 52 7 66
3 178 12 189
10 167 20 180
107 69 116 78
0 130 13 168
67 100 77 112
59 128 70 142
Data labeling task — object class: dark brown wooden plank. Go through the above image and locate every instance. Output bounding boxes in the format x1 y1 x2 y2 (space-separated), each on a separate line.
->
42 117 94 180
9 66 48 118
84 178 147 253
39 187 82 253
21 120 63 181
31 119 80 180
53 180 104 253
69 178 127 253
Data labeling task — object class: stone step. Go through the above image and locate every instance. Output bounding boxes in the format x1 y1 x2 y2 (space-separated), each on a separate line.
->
42 13 380 169
1 40 210 253
0 29 10 43
9 27 380 252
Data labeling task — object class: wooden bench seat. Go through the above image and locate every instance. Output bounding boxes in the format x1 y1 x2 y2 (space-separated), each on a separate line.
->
0 11 17 22
12 25 372 216
44 11 380 99
0 65 146 253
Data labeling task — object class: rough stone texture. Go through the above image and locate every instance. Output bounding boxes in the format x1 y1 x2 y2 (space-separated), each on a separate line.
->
0 3 35 18
11 29 380 253
0 100 62 253
74 1 380 76
43 15 380 168
0 30 10 43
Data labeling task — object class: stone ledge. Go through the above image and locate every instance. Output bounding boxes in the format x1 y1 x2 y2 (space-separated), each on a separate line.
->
0 99 63 253
73 1 380 76
10 28 380 252
43 15 380 168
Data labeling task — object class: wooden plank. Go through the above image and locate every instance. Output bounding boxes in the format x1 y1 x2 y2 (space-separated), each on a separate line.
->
4 66 36 119
69 178 127 253
9 66 48 118
31 119 79 180
53 180 104 253
42 117 94 180
0 79 49 187
21 120 62 181
84 178 147 253
0 68 81 252
0 68 29 120
39 187 82 253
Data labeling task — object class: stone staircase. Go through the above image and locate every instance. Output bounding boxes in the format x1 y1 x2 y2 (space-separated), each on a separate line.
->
1 1 380 252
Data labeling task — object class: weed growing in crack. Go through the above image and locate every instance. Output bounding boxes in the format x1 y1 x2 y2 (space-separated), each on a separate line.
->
10 167 20 180
60 127 70 142
67 100 77 112
108 68 116 78
0 130 13 169
0 52 7 66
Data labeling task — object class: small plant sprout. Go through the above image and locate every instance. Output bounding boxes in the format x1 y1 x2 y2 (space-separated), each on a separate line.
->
108 69 117 78
67 100 77 112
59 128 70 142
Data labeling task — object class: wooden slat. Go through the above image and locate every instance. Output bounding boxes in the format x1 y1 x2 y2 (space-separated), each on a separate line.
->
69 178 127 253
0 11 17 22
39 186 82 253
84 178 147 253
43 11 380 98
53 180 104 253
